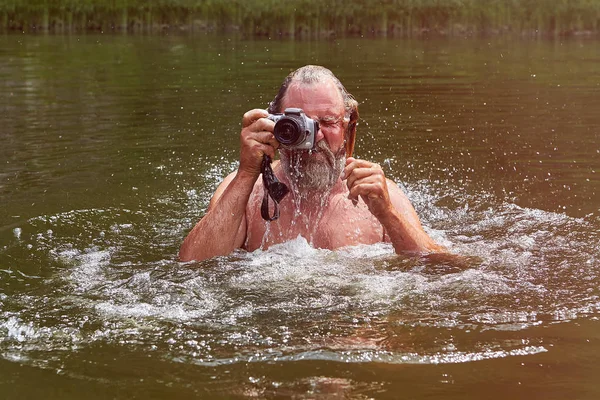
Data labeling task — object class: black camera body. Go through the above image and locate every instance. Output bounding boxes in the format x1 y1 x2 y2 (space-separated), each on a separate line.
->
267 108 319 150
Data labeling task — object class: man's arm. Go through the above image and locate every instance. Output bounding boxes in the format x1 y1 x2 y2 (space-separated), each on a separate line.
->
381 179 443 252
179 109 279 262
179 170 254 261
343 157 443 253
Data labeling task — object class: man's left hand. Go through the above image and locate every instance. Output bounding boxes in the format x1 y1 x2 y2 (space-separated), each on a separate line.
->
342 157 393 220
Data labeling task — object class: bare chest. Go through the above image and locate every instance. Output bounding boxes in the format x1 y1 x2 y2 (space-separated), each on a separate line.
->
244 191 384 251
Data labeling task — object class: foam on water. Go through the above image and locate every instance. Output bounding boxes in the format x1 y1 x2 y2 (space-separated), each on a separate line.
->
1 177 599 372
2 317 37 342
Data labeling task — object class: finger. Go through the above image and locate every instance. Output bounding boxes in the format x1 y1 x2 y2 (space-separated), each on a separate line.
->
346 158 379 169
343 158 381 180
251 142 276 160
252 116 275 132
249 131 280 150
348 182 386 201
243 134 278 158
242 109 269 128
345 166 385 190
348 174 388 198
342 159 359 180
349 175 386 192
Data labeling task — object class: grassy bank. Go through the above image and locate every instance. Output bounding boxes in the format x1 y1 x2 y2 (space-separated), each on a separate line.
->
1 0 599 37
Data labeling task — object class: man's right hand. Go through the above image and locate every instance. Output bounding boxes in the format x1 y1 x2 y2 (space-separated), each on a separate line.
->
239 109 280 178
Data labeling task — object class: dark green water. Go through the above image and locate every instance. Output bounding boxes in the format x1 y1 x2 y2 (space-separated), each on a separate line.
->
1 34 600 399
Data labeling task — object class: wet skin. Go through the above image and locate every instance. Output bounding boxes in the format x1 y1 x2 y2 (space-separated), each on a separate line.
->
179 80 442 261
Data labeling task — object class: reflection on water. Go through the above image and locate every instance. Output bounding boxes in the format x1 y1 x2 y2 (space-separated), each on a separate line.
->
1 35 600 398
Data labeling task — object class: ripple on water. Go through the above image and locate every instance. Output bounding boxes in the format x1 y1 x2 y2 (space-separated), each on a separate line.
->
1 182 600 371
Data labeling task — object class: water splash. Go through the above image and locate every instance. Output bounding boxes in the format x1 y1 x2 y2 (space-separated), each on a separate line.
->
1 178 599 376
271 150 340 246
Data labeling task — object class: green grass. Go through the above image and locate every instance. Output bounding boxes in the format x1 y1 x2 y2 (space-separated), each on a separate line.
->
1 0 599 36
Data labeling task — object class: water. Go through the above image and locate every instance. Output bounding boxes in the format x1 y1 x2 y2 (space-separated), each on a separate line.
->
1 35 600 398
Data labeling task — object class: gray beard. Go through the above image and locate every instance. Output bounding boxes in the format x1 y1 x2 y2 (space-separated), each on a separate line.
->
280 140 346 193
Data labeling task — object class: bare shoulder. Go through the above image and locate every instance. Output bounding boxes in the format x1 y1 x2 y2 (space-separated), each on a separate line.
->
209 165 271 213
207 170 239 211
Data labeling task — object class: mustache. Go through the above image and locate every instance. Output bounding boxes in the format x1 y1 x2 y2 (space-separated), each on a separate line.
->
280 140 346 171
311 140 332 157
313 139 332 153
312 140 346 167
305 139 337 159
280 140 346 191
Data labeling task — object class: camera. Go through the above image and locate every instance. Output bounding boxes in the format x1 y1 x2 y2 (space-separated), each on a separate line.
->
267 108 319 150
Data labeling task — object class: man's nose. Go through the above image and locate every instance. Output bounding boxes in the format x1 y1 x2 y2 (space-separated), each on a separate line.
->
315 126 325 142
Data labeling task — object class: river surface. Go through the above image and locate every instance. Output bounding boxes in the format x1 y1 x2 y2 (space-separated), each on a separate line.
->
1 34 600 399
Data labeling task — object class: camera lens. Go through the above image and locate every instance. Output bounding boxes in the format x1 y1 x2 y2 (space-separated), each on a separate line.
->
274 119 304 146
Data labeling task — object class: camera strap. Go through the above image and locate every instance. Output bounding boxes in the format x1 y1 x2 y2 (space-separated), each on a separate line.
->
260 155 289 221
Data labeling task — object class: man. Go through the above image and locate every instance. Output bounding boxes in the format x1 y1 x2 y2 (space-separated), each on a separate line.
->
180 65 442 262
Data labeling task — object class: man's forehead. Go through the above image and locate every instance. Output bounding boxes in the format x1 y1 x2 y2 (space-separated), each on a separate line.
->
282 80 344 116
